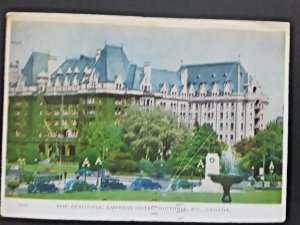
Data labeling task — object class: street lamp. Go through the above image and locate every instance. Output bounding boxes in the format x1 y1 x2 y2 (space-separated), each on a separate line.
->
34 158 38 174
95 156 102 187
18 158 26 170
82 157 90 181
251 166 255 178
269 161 275 187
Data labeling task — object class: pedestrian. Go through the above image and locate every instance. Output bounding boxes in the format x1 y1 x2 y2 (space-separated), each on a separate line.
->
75 171 80 180
64 170 67 183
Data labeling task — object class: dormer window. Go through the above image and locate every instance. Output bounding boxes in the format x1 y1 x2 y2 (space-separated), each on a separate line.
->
57 68 63 75
74 66 80 74
66 67 72 75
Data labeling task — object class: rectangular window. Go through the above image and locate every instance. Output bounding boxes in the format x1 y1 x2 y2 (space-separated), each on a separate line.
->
220 112 223 119
241 123 244 130
231 112 234 119
220 123 223 130
231 123 234 130
230 135 234 141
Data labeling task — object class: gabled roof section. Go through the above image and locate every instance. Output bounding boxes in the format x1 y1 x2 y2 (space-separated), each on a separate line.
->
95 45 130 82
22 52 49 86
151 69 181 92
50 56 95 85
124 64 143 90
180 61 252 93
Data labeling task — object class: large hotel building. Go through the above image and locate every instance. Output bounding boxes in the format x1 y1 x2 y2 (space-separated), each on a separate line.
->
8 45 269 157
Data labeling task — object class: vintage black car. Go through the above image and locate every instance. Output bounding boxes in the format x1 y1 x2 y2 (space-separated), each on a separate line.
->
28 180 59 193
171 179 196 190
100 177 127 191
63 180 97 192
130 178 162 190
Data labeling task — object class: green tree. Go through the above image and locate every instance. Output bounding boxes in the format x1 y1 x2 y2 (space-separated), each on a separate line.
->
172 123 224 177
7 143 19 162
121 107 190 162
234 137 257 157
79 120 126 161
7 180 20 194
239 121 283 176
138 159 155 174
22 144 40 164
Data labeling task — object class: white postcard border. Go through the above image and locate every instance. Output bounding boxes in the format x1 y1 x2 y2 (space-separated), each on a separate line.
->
1 12 290 223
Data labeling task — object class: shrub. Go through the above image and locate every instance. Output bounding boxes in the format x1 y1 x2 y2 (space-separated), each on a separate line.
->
7 180 20 194
63 155 78 162
103 160 117 173
119 160 138 173
7 143 19 162
153 160 171 174
22 172 35 185
138 160 154 174
24 144 40 164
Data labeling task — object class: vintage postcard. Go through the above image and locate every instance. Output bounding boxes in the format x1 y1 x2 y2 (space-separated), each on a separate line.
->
1 12 289 223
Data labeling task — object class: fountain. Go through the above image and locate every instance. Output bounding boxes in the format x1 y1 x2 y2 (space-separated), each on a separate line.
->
209 150 243 203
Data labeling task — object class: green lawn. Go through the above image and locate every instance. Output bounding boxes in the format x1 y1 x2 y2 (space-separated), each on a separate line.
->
8 190 281 204
8 163 79 174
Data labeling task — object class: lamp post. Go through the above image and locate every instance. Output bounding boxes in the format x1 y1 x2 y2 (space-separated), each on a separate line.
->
269 161 274 187
18 157 26 170
82 157 90 181
251 166 255 178
34 158 38 174
95 156 102 187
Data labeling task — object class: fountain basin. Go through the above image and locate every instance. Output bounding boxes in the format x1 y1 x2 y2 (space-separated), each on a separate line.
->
209 174 243 203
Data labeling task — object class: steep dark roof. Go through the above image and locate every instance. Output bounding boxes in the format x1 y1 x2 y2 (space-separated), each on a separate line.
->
50 56 95 85
45 45 253 94
151 69 181 92
95 45 130 82
180 61 252 93
22 52 49 86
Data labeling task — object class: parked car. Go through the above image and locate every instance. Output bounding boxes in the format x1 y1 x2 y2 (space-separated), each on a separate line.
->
78 168 92 176
77 168 111 177
152 172 171 180
130 178 162 190
28 180 59 193
171 179 196 190
100 177 127 191
63 180 97 193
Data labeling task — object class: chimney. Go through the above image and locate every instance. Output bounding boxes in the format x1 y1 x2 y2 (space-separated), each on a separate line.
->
96 49 101 61
48 54 58 76
180 68 188 87
143 62 151 82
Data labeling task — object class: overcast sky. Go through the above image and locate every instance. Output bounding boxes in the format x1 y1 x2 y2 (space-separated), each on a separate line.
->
9 20 287 122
